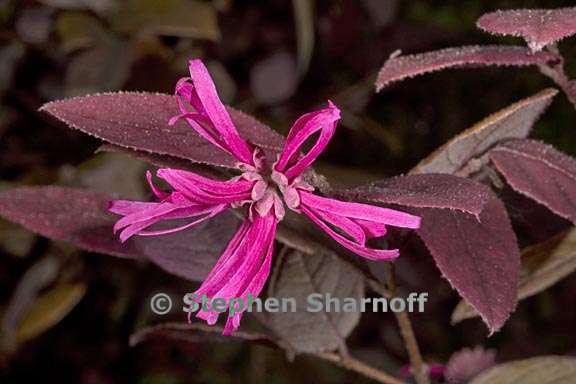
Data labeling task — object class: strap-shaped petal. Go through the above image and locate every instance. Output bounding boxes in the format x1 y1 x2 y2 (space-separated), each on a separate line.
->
274 101 340 180
110 199 227 242
157 168 253 204
191 213 277 333
299 191 421 260
300 191 421 229
301 204 399 260
170 60 254 165
109 168 250 242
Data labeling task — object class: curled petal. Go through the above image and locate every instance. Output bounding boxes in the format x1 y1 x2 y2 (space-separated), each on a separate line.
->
274 101 340 180
192 213 277 334
300 191 421 228
146 170 169 200
157 168 253 204
110 199 227 242
109 167 253 242
170 59 254 165
299 191 421 260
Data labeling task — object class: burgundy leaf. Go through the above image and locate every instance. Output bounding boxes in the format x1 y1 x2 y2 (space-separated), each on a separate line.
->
135 212 240 282
411 89 557 175
477 8 576 52
490 138 576 224
40 92 285 168
413 195 520 334
375 45 558 91
0 186 239 282
343 174 520 331
452 227 576 324
0 186 134 258
130 322 283 349
266 248 364 354
341 173 491 217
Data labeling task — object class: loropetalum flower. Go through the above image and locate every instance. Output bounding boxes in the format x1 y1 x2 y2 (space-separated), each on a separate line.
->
109 59 421 334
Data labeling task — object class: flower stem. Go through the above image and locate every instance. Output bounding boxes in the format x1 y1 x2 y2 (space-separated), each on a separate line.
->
381 263 430 384
318 352 405 384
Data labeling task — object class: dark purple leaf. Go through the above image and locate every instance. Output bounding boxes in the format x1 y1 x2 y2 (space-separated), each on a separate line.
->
40 92 285 168
375 45 558 91
0 186 134 258
413 195 520 334
266 248 364 354
342 173 492 217
490 139 576 224
452 227 576 323
0 186 239 282
343 174 520 332
411 89 557 175
477 8 576 52
136 212 239 282
130 322 283 349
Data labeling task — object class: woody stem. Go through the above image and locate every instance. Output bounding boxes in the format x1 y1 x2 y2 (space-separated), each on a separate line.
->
376 263 429 384
317 352 405 384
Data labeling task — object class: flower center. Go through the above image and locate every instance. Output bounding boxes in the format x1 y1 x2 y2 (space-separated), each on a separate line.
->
236 149 314 220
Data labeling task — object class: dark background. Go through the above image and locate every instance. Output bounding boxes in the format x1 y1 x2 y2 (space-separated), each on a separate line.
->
1 1 575 383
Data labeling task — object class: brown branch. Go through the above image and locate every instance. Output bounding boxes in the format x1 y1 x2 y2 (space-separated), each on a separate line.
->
317 352 405 384
383 263 429 384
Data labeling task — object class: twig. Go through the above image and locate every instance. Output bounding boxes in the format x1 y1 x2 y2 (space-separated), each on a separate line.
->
538 44 576 108
317 352 405 384
383 263 429 384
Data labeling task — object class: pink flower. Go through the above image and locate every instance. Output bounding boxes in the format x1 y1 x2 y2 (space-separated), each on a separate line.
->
109 59 421 334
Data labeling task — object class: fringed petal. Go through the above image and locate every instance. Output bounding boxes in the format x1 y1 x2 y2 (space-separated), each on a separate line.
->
111 200 227 242
274 101 340 180
300 191 421 229
170 59 254 165
301 204 399 260
299 191 421 261
146 170 169 200
157 168 253 204
191 213 277 334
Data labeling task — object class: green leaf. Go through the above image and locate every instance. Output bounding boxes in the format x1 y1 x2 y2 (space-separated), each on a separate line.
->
111 0 220 40
293 0 314 75
16 283 86 343
56 12 107 51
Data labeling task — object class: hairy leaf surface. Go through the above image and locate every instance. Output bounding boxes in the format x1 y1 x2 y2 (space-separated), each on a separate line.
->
477 8 576 52
411 89 557 175
266 248 364 354
491 138 576 223
41 92 285 168
376 46 558 91
0 186 238 282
